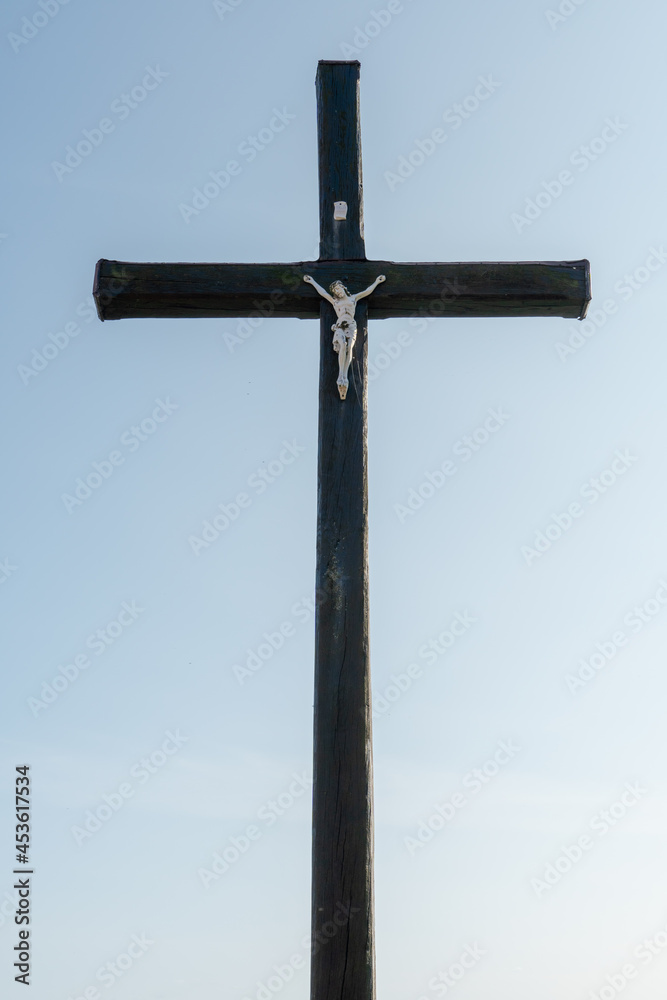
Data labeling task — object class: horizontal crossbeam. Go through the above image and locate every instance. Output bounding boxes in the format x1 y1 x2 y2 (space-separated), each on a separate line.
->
94 258 591 321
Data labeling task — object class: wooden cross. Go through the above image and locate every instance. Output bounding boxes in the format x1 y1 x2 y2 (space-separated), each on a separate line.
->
93 60 590 1000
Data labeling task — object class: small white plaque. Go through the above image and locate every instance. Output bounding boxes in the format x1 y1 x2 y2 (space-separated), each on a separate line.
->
333 201 348 221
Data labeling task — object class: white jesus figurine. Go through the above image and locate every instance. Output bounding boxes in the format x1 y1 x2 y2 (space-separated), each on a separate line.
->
304 273 386 399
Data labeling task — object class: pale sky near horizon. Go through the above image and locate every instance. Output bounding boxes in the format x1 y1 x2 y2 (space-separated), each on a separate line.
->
3 1 667 999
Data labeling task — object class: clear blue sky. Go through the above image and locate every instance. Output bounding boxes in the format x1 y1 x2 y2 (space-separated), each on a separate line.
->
3 1 667 998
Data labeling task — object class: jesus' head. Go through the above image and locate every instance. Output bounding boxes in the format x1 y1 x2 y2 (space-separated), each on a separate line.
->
329 281 349 299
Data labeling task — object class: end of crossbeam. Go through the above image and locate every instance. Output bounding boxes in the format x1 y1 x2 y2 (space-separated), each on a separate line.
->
578 258 592 319
94 259 126 321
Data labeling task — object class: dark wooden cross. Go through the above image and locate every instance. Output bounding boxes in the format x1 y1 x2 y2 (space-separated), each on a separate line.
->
93 60 590 1000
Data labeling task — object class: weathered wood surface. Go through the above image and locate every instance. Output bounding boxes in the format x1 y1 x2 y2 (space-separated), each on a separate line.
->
311 60 374 1000
317 59 365 260
312 298 374 1000
94 257 591 321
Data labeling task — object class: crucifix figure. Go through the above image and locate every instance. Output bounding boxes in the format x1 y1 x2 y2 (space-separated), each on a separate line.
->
304 273 386 398
93 60 590 1000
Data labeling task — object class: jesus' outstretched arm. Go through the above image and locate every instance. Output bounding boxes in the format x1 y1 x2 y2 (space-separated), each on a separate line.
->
353 274 386 302
303 274 335 305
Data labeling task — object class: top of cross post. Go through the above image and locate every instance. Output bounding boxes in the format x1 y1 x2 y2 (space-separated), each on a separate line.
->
316 60 366 261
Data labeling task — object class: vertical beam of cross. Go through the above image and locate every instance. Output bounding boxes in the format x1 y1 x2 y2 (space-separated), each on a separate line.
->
311 61 375 1000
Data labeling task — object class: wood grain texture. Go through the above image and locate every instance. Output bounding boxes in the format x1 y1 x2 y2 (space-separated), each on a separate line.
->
312 301 374 1000
311 60 374 1000
316 60 365 260
94 258 591 321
